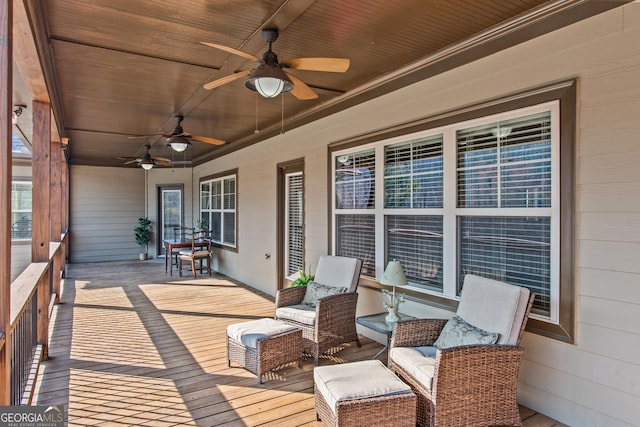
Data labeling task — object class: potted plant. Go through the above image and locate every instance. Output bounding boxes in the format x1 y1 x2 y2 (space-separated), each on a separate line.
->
134 217 151 260
290 265 314 287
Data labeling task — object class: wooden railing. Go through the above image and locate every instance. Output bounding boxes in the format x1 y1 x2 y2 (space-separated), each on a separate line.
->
8 233 67 404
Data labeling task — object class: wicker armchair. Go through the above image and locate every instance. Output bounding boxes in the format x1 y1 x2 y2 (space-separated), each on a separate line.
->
389 274 535 427
275 255 362 365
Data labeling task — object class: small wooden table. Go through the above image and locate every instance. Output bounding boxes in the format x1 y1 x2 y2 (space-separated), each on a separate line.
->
357 312 416 363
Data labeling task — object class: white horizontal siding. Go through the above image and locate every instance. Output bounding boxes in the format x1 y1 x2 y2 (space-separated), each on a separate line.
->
70 166 144 262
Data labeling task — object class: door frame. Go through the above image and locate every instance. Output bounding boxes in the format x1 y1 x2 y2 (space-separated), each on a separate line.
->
156 184 184 256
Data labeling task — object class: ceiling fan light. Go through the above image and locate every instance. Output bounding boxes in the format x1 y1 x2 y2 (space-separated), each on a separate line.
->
245 64 293 98
167 135 191 152
141 161 154 170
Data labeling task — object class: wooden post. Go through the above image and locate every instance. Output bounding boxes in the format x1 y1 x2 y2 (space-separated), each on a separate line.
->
0 0 12 405
32 101 51 359
50 139 62 302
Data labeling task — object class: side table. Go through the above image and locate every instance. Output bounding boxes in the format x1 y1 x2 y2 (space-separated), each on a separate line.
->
356 312 416 364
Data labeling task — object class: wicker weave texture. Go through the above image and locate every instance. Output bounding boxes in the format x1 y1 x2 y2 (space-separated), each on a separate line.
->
275 289 360 364
227 327 302 384
314 384 416 427
389 293 535 427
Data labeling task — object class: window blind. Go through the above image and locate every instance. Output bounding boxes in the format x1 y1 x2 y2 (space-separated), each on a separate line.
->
385 135 443 208
457 111 551 208
336 214 375 277
458 216 551 315
286 173 304 277
335 149 375 209
386 215 443 291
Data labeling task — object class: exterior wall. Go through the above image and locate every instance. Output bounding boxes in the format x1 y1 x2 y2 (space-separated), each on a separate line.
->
188 4 640 425
70 166 145 262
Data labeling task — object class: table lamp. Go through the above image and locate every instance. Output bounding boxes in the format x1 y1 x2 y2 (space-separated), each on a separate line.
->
380 260 408 322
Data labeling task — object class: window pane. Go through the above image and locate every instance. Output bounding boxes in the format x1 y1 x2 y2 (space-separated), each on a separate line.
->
385 135 443 208
211 212 222 242
335 150 375 209
224 177 236 209
223 212 235 245
336 214 375 277
458 216 551 316
457 111 552 208
386 215 443 291
11 212 32 239
212 181 222 209
201 183 210 209
11 182 32 240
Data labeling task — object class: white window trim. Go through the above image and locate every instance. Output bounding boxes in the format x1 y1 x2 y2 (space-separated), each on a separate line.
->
332 100 560 324
201 173 237 249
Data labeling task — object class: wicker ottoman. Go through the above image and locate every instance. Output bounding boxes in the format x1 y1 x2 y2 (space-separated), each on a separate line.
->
314 360 416 427
226 318 303 384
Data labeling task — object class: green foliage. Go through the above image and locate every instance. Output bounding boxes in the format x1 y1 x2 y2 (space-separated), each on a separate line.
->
134 217 152 251
196 217 210 232
291 266 314 287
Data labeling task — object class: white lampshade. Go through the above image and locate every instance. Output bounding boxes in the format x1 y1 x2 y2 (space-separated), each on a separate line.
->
254 77 285 98
169 141 189 152
245 64 293 98
141 162 154 170
380 260 408 287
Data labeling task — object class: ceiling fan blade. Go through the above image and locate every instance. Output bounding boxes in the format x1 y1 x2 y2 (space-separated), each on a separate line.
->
200 41 260 62
117 157 141 164
191 135 226 145
203 70 251 90
285 72 319 100
128 134 170 139
152 156 172 163
285 57 350 73
155 160 173 166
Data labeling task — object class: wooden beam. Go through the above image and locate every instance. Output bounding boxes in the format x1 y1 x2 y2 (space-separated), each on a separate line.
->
0 0 12 406
13 0 62 143
32 101 51 358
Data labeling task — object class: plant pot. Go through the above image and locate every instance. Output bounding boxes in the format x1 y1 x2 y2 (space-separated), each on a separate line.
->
139 253 148 261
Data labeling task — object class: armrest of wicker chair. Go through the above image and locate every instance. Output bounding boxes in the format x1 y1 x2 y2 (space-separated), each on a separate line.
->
275 286 307 309
391 318 448 348
314 292 358 339
430 344 525 425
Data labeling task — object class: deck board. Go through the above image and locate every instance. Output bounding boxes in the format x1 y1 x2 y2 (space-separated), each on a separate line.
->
33 260 566 426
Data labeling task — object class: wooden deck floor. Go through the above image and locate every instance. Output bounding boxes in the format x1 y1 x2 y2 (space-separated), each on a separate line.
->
33 260 566 426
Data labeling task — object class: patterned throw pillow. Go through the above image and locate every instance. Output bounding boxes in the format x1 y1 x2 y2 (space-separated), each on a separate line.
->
433 315 499 349
301 281 347 308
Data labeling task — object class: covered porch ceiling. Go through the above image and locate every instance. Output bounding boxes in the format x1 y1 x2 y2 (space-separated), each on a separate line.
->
12 0 631 168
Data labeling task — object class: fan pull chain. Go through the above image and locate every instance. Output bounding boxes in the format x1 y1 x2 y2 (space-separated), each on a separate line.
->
254 92 260 134
280 93 285 134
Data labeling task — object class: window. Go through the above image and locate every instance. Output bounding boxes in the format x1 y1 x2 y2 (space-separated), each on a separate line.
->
200 171 237 248
333 102 561 323
285 172 304 277
11 181 32 240
334 150 376 277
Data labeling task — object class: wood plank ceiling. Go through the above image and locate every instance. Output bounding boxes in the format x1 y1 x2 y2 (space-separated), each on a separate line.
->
12 0 631 167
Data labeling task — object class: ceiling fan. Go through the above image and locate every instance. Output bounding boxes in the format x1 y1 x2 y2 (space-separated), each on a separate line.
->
128 115 225 152
201 28 350 100
117 144 171 170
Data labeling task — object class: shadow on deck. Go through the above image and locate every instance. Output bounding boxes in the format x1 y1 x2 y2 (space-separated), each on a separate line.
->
33 260 565 426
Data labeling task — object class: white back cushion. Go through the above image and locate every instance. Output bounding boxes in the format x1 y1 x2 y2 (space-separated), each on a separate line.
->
456 274 530 345
313 255 362 293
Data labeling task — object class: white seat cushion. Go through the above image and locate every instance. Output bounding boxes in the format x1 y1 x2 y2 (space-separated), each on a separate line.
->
226 318 298 349
314 360 412 412
389 347 437 391
275 304 316 326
